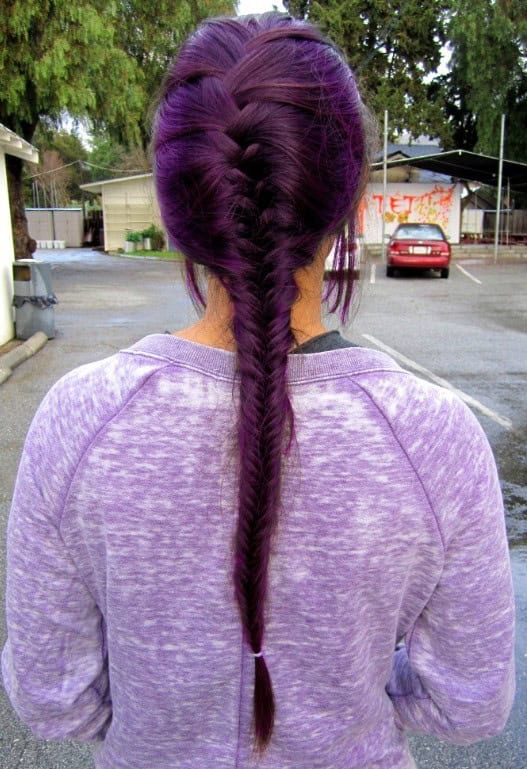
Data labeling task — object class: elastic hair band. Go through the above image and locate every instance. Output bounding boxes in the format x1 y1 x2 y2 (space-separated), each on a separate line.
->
253 650 264 658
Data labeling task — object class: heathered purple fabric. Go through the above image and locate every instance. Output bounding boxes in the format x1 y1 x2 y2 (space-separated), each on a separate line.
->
2 334 515 769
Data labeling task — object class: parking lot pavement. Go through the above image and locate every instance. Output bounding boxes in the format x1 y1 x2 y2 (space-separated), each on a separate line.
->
343 257 527 768
1 248 526 768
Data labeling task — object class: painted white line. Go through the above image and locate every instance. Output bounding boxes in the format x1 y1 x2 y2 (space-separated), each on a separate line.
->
370 264 376 284
362 333 513 430
455 263 482 284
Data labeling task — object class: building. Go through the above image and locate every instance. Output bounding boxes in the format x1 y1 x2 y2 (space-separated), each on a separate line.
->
0 124 39 345
367 144 462 243
81 146 465 251
80 174 163 252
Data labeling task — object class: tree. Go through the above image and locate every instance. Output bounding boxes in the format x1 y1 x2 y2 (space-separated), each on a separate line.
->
446 0 527 160
1 1 144 257
284 0 452 144
87 130 150 182
112 0 233 149
30 126 89 205
31 150 75 207
2 0 233 258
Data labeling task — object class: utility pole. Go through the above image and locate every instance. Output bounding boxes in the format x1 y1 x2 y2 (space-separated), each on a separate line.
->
381 110 388 261
494 114 505 263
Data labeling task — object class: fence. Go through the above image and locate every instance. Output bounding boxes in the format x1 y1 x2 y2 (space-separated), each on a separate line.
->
26 208 84 247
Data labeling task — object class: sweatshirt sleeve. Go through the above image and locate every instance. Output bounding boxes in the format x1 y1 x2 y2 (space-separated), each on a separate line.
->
385 390 515 744
1 372 112 742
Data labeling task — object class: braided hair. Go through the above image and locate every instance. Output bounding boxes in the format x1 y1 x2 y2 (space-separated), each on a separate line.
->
152 12 372 752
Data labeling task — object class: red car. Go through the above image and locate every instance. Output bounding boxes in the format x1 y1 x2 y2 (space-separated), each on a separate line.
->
386 223 451 278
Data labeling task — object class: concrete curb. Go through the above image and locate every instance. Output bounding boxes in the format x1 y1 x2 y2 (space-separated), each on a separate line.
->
0 332 49 385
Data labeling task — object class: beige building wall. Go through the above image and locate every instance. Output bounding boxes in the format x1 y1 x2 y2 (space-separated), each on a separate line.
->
102 176 163 251
0 150 15 344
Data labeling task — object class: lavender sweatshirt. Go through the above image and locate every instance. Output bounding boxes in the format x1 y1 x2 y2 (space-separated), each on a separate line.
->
2 334 515 769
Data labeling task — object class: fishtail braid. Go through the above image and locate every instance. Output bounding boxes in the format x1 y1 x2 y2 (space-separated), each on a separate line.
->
153 12 373 754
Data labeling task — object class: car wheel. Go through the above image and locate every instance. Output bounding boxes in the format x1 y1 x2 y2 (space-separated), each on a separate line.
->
440 268 449 279
386 266 395 277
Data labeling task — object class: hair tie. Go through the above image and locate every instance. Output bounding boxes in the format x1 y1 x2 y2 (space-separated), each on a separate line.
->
253 650 264 658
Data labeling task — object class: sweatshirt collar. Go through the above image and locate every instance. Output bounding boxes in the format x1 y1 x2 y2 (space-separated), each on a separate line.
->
123 333 403 384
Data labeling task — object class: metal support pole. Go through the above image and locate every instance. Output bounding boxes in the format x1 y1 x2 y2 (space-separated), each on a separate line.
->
381 110 388 261
494 114 505 263
506 177 510 245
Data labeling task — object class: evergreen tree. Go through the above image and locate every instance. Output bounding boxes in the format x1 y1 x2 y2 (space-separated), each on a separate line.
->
1 1 144 256
446 0 527 160
1 0 232 257
284 0 451 144
114 0 233 148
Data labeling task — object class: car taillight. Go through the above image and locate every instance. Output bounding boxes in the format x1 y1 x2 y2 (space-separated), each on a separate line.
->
389 241 408 254
432 243 450 255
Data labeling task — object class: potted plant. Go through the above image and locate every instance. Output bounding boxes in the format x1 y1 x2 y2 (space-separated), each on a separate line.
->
125 231 142 252
141 225 156 251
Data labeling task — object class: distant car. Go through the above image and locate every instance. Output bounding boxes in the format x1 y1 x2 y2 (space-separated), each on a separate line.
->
386 223 451 278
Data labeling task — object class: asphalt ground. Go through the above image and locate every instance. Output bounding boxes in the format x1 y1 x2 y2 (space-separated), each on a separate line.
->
0 248 525 768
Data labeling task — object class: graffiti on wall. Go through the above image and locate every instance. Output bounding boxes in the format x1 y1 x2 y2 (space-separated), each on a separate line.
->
358 184 459 242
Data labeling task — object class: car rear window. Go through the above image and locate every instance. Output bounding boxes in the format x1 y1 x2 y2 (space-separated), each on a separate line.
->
393 224 445 240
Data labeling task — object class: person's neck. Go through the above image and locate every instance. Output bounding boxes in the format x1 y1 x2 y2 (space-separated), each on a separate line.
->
173 254 329 353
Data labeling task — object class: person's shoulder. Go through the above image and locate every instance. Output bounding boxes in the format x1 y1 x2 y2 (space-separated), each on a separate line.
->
43 346 166 416
353 360 473 434
353 362 490 476
356 364 500 536
25 342 171 467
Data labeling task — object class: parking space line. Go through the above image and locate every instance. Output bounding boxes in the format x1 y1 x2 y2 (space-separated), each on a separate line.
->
370 264 376 284
362 334 512 430
455 264 482 284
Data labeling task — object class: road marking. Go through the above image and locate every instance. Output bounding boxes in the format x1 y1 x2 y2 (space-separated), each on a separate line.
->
455 263 482 284
362 334 513 430
370 264 376 284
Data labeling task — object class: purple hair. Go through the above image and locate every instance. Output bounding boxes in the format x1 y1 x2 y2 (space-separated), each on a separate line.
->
152 12 371 752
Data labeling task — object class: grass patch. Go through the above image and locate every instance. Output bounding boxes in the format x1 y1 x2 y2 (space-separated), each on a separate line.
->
111 250 184 260
135 250 183 259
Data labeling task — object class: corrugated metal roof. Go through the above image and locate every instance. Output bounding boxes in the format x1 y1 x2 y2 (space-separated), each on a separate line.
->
372 149 527 192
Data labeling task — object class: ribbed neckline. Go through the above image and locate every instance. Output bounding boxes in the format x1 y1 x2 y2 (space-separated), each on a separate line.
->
123 333 403 383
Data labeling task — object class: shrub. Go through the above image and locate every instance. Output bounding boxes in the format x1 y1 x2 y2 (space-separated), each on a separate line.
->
150 225 166 251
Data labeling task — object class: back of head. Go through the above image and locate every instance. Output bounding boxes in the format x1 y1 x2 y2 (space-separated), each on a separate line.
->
152 12 372 753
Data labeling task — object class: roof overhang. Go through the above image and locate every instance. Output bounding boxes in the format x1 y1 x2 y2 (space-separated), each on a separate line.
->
0 123 39 164
80 172 153 194
371 149 527 192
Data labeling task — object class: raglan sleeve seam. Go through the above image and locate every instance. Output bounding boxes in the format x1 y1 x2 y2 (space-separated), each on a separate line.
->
55 363 172 536
350 377 447 556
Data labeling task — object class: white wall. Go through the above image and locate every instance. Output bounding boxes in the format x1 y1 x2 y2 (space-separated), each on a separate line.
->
0 150 15 345
360 182 462 244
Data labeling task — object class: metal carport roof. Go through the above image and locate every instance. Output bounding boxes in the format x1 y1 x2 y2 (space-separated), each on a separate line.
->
371 149 527 192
